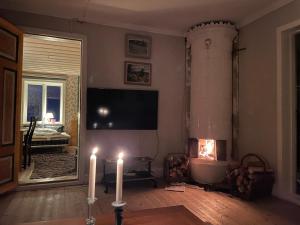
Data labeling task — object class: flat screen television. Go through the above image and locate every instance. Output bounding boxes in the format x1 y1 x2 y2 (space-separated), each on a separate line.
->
86 88 158 130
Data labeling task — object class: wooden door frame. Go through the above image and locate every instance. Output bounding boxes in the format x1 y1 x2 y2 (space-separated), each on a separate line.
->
17 27 87 190
276 18 300 205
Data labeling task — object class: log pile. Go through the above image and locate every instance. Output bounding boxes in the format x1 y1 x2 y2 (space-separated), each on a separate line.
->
164 153 190 184
227 154 275 200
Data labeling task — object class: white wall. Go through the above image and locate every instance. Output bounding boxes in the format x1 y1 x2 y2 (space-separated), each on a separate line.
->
239 0 300 195
0 9 186 176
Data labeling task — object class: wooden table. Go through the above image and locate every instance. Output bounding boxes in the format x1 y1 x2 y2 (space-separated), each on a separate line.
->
18 205 211 225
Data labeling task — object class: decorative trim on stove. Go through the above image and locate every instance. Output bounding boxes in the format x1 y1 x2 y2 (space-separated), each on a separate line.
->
187 20 236 33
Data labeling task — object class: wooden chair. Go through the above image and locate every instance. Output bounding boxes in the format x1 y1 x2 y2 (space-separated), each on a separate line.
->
23 117 33 169
23 117 37 168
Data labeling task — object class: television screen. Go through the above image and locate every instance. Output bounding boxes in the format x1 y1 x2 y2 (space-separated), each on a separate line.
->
86 88 158 130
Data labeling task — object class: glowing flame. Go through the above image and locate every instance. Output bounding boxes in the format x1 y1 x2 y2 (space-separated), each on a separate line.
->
92 147 98 154
118 152 124 160
198 139 216 160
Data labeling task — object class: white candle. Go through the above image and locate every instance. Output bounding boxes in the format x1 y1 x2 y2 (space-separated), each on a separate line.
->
88 147 98 201
116 152 124 203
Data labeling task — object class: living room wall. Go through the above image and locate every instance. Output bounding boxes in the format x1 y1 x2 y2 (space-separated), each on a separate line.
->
239 0 300 195
0 9 186 176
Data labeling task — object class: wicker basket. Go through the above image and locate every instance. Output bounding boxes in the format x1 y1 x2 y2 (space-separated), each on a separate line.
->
240 154 275 200
227 153 275 200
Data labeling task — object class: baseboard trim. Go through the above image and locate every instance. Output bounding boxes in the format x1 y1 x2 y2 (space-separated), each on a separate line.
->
273 189 300 206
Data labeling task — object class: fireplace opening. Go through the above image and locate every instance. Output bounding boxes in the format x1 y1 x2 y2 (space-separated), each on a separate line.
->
188 138 227 161
198 139 216 160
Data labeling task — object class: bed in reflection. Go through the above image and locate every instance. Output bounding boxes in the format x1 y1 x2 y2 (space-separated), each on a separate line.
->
31 127 70 149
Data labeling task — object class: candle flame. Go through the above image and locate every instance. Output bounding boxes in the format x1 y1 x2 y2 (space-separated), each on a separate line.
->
92 147 98 154
118 152 124 159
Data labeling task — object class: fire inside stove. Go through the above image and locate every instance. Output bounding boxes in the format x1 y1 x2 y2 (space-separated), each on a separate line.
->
198 139 217 160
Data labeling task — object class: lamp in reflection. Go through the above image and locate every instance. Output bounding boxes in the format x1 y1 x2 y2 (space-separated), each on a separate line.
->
98 106 110 117
93 122 98 129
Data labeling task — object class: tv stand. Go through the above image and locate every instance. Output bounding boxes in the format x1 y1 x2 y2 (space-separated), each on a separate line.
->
102 156 157 193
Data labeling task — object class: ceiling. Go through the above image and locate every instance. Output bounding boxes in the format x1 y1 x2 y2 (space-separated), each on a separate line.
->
0 0 295 36
23 34 81 76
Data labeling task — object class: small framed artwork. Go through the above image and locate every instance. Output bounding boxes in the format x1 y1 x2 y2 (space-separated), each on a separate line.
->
1 68 17 146
124 61 152 86
126 34 152 59
0 28 18 62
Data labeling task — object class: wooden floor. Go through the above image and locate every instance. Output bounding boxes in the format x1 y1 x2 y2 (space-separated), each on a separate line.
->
1 183 300 225
19 161 77 185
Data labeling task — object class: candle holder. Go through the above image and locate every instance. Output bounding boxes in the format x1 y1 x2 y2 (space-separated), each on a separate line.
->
112 201 126 225
86 197 97 225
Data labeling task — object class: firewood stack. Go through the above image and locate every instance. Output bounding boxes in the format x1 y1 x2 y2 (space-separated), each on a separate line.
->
227 154 275 200
164 153 190 184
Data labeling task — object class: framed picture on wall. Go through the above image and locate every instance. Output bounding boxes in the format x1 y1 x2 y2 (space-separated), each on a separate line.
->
126 34 152 59
124 61 151 86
